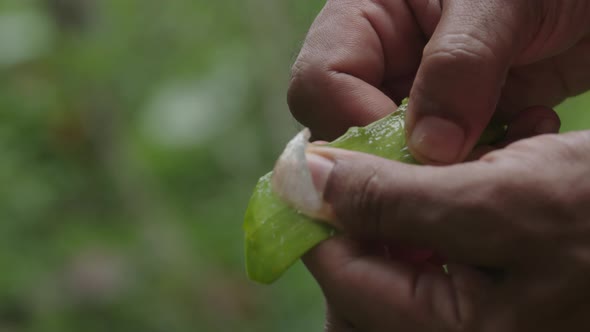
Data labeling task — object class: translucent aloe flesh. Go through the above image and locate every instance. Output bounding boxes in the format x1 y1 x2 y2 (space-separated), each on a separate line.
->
244 100 505 284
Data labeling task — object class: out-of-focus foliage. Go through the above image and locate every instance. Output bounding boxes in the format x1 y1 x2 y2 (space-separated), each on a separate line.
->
0 0 326 331
0 0 589 331
558 95 590 132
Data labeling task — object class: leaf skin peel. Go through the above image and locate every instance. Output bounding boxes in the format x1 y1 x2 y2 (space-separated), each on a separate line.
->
271 128 332 221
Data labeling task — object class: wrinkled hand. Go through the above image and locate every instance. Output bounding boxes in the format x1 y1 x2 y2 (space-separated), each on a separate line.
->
287 1 590 330
288 0 590 164
297 114 590 332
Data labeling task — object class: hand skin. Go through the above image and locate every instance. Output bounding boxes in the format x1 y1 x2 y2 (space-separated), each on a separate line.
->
303 122 590 331
287 0 590 165
299 109 590 332
287 1 590 330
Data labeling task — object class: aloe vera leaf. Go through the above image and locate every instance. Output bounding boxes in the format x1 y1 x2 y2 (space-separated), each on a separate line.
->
328 101 415 162
244 101 415 284
244 100 505 284
244 172 336 284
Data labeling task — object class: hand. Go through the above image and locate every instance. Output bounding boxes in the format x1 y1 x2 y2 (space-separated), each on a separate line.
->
288 0 590 164
304 237 491 332
291 115 590 331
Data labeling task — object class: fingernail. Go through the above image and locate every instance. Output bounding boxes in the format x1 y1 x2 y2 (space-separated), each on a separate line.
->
271 130 336 222
409 116 465 164
306 150 335 196
535 118 560 134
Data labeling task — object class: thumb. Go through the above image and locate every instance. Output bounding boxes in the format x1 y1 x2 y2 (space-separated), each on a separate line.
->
299 146 514 266
407 0 533 164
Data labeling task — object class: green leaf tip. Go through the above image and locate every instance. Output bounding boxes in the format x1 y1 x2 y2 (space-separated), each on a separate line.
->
243 172 335 284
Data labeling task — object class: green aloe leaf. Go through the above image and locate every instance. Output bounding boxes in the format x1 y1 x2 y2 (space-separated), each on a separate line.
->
244 100 504 284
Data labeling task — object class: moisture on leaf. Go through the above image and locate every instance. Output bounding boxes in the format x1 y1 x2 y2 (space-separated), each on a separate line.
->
243 99 505 284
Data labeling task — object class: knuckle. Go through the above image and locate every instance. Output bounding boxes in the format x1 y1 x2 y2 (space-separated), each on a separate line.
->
287 58 311 104
286 57 323 122
423 32 499 67
479 149 504 164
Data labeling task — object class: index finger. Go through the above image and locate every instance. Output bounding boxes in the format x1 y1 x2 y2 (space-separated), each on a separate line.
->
287 0 425 140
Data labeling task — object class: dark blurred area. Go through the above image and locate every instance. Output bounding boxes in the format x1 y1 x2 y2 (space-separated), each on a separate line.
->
0 0 588 331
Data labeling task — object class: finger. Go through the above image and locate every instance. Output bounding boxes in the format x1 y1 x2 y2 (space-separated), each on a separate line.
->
287 0 424 140
406 0 534 164
467 106 561 160
303 236 471 330
503 106 561 142
496 35 590 118
301 146 519 266
445 263 495 325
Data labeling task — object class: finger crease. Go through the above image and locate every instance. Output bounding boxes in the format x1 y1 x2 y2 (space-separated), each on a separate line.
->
358 168 384 239
358 4 386 84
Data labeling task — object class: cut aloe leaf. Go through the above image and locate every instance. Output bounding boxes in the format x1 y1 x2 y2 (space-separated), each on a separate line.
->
244 99 505 284
244 100 415 284
244 172 336 284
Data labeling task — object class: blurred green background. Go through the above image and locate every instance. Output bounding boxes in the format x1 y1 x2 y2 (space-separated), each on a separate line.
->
0 1 588 331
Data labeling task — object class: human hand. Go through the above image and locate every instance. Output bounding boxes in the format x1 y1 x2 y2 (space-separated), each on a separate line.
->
288 0 590 164
304 236 491 332
280 110 590 331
